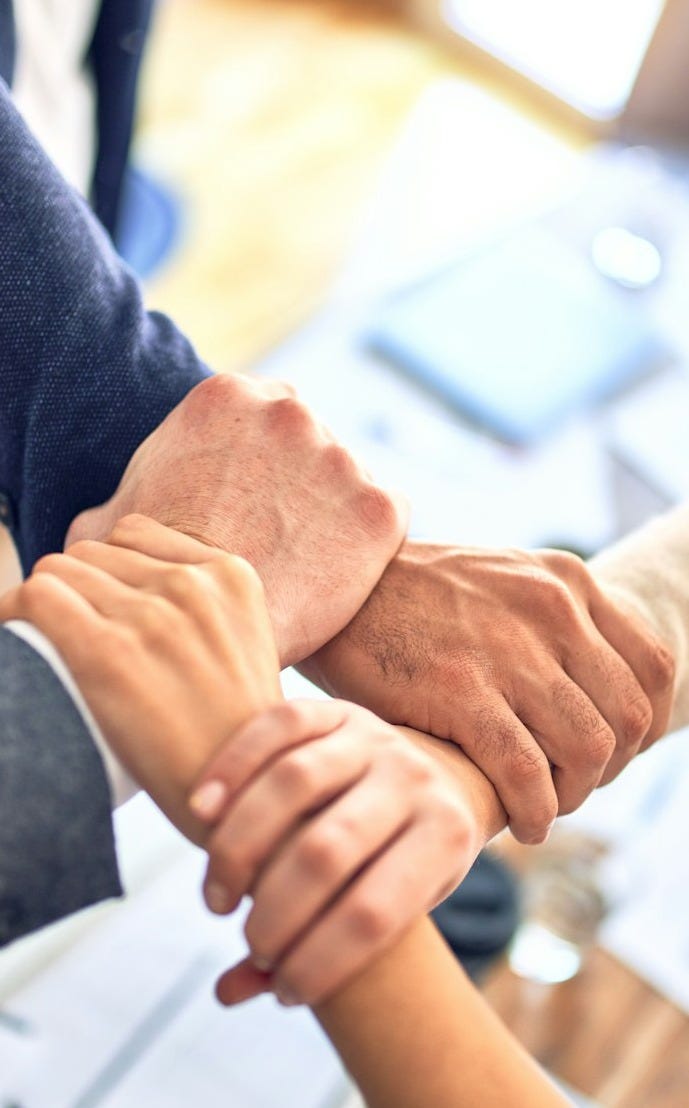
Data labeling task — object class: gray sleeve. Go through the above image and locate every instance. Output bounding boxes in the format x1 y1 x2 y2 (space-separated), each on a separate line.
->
0 627 122 947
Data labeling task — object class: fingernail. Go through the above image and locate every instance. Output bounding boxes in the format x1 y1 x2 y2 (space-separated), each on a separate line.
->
275 985 300 1007
251 954 274 973
189 780 228 821
204 881 233 915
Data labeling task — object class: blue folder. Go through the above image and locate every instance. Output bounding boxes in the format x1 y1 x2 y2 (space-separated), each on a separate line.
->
366 228 666 445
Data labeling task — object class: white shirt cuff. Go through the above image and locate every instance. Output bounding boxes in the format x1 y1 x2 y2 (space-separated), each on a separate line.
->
4 620 139 808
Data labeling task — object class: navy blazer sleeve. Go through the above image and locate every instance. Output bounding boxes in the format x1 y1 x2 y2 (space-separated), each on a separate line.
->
0 79 212 573
0 627 122 946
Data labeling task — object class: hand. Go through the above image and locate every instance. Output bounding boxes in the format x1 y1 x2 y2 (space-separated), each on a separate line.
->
300 541 676 843
65 374 408 667
0 515 282 842
188 699 483 1007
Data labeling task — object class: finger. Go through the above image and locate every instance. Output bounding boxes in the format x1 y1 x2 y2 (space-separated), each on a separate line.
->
64 539 182 589
460 698 558 844
517 674 615 816
270 822 458 1008
589 586 675 756
242 771 412 969
215 957 272 1007
203 726 372 915
32 554 144 618
106 514 219 563
0 572 103 668
0 583 26 623
562 624 652 782
189 699 349 821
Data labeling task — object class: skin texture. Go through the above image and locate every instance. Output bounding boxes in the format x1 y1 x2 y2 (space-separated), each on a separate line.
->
315 916 571 1108
301 540 676 842
63 374 674 843
0 516 568 1105
190 701 493 1007
0 517 500 1004
65 373 409 668
0 516 282 842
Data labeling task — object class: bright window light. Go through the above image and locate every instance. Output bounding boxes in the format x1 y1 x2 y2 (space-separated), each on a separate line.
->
443 0 666 119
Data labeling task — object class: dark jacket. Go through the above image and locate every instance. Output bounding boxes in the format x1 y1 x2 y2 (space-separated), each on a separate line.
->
0 2 213 944
0 0 156 239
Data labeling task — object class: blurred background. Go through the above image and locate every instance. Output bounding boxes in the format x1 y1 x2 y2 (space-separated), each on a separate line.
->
2 2 689 1105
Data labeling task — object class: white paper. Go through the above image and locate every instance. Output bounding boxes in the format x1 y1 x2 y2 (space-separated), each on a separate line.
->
0 807 347 1108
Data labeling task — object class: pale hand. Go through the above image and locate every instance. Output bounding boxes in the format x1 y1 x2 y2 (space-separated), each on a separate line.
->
66 374 408 667
188 698 491 1007
0 515 282 842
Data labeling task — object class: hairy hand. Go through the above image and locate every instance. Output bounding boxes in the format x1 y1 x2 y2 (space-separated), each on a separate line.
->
189 699 484 1007
0 515 282 841
300 542 675 843
66 374 408 667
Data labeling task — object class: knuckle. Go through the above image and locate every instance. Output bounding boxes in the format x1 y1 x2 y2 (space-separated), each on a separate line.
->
471 709 526 766
618 694 652 746
20 574 55 611
354 481 399 538
518 801 558 844
32 552 66 575
321 440 357 481
192 372 237 408
274 750 319 796
510 743 550 789
162 564 205 598
646 638 676 693
136 595 177 646
266 394 312 434
276 700 310 732
296 826 344 880
529 568 580 621
347 898 392 943
217 553 264 599
398 748 436 788
541 548 588 584
108 514 150 543
549 585 581 627
578 719 616 769
441 804 474 853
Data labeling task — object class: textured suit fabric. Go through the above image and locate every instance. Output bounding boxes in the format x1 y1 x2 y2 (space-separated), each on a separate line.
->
0 2 212 942
88 0 156 237
0 81 212 574
0 628 121 946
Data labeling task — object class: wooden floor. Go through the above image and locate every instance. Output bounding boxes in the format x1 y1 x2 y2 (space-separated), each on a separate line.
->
483 838 689 1107
2 1 688 1103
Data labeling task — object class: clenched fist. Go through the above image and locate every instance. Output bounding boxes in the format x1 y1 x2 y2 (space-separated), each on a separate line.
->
66 374 408 666
301 541 675 843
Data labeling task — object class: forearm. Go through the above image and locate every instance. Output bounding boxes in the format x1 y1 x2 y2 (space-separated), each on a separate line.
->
591 504 689 733
315 916 570 1108
0 81 210 572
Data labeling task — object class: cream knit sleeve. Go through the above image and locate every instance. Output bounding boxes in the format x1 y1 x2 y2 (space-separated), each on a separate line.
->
590 504 689 733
